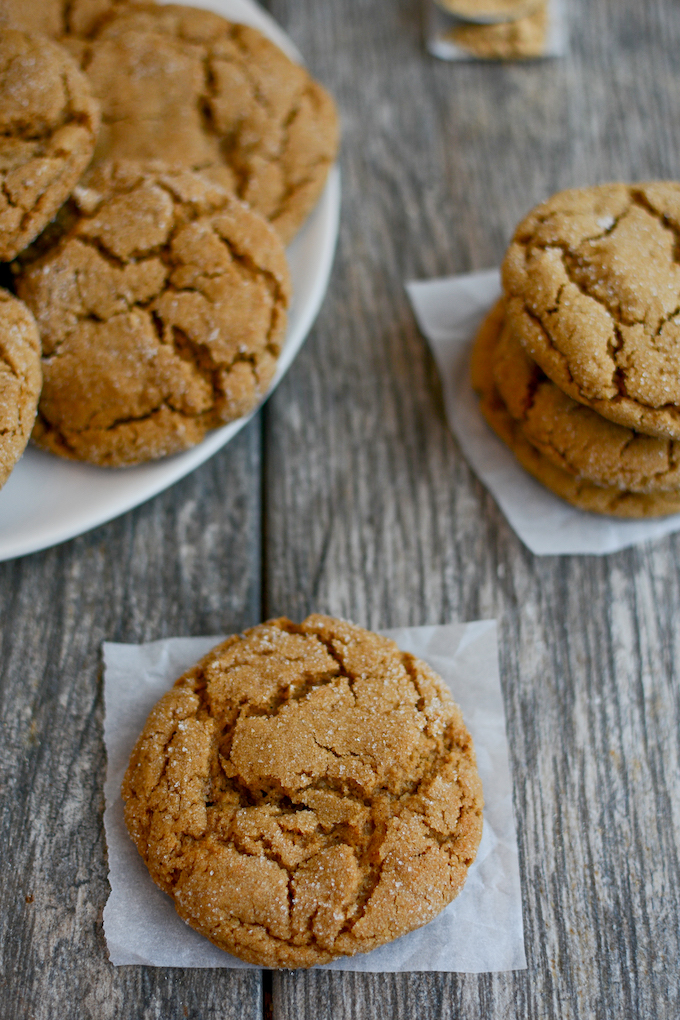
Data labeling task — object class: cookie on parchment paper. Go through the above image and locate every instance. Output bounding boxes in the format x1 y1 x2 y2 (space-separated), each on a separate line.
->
122 615 484 968
74 3 339 243
502 182 680 440
472 300 680 517
0 30 100 262
16 161 290 467
0 289 41 489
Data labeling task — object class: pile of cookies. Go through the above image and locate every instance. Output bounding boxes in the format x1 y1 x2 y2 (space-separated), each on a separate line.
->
473 183 680 518
434 0 549 60
0 1 338 480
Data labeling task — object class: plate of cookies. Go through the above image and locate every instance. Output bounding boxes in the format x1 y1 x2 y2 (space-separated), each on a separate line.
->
0 0 340 562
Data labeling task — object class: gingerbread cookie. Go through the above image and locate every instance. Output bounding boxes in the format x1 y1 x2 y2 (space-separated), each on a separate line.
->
0 31 100 262
503 183 680 440
494 317 680 493
76 4 339 243
122 615 483 968
0 289 42 488
16 161 290 467
472 302 680 517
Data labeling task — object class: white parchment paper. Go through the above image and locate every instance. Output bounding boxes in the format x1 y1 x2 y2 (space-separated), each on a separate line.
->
425 0 567 62
406 269 680 556
103 621 526 973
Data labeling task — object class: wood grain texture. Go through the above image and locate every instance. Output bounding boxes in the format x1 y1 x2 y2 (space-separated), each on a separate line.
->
1 0 680 1018
261 0 680 1017
0 423 263 1020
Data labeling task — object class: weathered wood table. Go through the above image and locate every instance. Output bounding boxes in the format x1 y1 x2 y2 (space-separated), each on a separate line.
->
1 0 679 1017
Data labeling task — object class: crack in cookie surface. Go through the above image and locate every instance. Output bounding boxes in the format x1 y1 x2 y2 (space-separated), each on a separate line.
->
15 160 290 467
122 616 483 968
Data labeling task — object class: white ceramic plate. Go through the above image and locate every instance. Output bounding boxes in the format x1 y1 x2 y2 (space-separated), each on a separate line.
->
0 0 340 562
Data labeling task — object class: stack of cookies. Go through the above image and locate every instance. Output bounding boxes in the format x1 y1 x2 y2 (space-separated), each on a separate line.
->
434 0 549 60
472 183 680 518
0 1 339 481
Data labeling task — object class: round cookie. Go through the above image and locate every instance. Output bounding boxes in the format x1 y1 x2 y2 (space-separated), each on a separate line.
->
0 31 101 262
494 317 680 493
0 289 42 489
16 160 290 467
472 302 680 517
502 182 680 440
122 615 484 968
76 4 340 243
436 0 544 24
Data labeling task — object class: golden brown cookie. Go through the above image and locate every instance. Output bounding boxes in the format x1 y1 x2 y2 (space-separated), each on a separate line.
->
16 160 290 467
503 183 680 440
448 2 547 58
494 316 680 493
0 30 100 262
472 302 680 517
0 289 42 488
122 615 484 968
436 0 543 23
75 4 339 244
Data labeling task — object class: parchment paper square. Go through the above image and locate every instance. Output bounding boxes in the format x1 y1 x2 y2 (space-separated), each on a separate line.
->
103 621 526 972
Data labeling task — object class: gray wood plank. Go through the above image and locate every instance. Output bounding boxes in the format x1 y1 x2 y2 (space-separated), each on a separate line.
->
262 0 680 1017
0 422 264 1020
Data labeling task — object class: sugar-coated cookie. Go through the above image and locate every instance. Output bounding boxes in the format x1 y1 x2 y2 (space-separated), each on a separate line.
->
16 161 290 467
0 30 100 261
502 183 680 439
122 616 484 968
75 4 339 243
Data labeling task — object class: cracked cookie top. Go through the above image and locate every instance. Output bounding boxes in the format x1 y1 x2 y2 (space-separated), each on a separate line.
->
122 616 484 968
472 299 680 517
494 313 680 494
502 183 680 440
15 160 290 467
0 30 100 261
74 3 339 244
0 289 41 488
